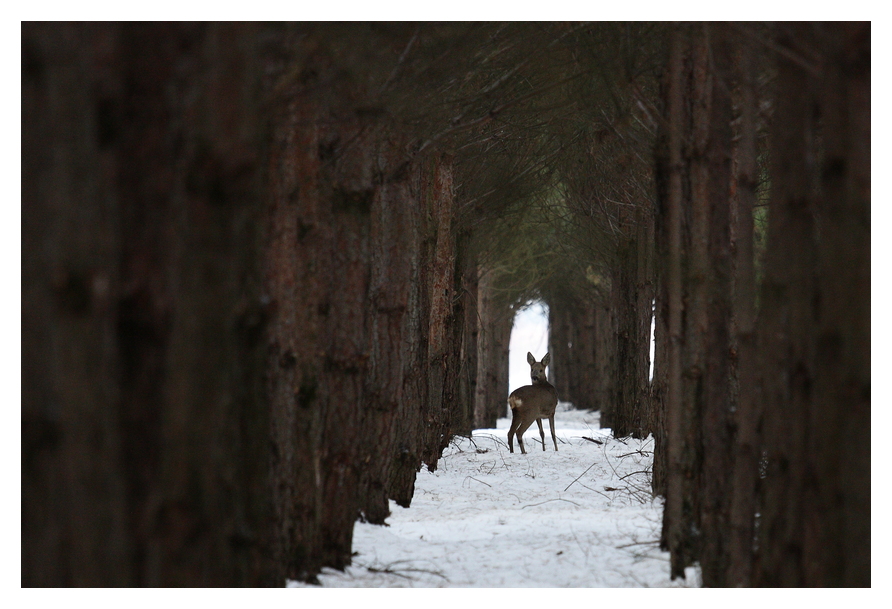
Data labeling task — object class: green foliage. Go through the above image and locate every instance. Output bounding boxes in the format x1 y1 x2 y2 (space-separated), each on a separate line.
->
282 23 667 311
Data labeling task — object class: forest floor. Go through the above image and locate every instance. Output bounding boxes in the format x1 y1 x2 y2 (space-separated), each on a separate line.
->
290 404 698 588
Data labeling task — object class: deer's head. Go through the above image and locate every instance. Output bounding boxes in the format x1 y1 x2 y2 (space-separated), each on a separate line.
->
526 352 551 384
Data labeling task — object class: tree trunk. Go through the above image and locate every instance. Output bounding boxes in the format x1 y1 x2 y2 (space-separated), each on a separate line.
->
474 269 513 428
608 210 654 439
727 34 761 587
547 296 598 412
660 23 698 581
635 209 656 436
359 137 420 524
697 24 735 588
22 22 132 587
754 21 870 588
609 245 639 438
421 153 465 467
456 236 479 436
548 303 575 403
809 21 870 587
753 22 821 587
23 22 274 586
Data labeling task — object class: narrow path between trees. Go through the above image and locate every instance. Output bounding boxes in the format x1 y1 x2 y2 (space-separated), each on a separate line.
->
292 406 698 587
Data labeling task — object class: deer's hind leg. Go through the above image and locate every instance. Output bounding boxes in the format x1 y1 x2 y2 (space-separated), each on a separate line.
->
549 415 558 451
514 418 536 454
507 409 521 453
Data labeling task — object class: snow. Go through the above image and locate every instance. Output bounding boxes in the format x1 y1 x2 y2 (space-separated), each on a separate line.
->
287 300 697 588
290 405 696 588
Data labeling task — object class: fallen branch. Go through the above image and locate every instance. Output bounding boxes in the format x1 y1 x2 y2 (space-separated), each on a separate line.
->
466 476 492 488
619 469 651 481
564 461 600 492
522 498 581 509
615 539 660 550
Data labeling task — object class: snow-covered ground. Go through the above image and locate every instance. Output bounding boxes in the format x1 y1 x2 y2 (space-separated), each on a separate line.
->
289 301 697 588
293 404 697 588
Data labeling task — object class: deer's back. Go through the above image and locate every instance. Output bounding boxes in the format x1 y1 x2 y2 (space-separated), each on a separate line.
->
508 382 558 417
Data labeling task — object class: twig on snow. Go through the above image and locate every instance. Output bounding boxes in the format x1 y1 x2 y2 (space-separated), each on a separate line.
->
564 461 600 492
617 450 652 459
521 498 581 509
365 565 450 582
615 539 660 550
619 469 651 481
465 476 492 488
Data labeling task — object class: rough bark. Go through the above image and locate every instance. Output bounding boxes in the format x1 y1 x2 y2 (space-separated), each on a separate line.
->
698 25 734 588
456 237 480 436
660 23 697 581
590 299 612 420
22 22 132 587
547 296 598 412
651 98 672 496
754 21 870 588
474 269 513 428
810 22 870 587
753 23 821 587
23 22 273 586
420 153 465 467
548 304 575 403
727 35 761 587
608 213 654 439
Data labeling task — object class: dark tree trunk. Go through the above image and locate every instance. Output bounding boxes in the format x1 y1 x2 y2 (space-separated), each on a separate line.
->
809 21 870 587
548 303 575 403
264 77 466 579
656 23 737 585
421 153 465 467
608 246 639 438
650 272 670 498
753 23 821 587
651 105 672 495
265 85 378 580
23 22 274 586
660 24 698 581
456 235 479 436
22 22 132 587
754 22 870 588
727 34 761 587
680 31 710 577
608 208 654 439
359 137 421 523
264 100 470 580
548 296 598 412
697 25 735 588
635 211 656 437
593 298 614 424
474 269 513 428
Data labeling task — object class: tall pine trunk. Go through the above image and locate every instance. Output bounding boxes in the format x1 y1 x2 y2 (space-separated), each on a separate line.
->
697 25 734 587
727 34 761 587
23 22 274 586
474 269 513 428
754 21 870 588
660 24 697 580
810 22 870 587
753 23 821 587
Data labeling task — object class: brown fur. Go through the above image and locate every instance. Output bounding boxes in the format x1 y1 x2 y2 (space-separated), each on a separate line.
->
507 352 559 454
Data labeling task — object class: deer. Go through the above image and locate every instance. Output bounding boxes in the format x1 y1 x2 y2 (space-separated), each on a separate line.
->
507 352 559 454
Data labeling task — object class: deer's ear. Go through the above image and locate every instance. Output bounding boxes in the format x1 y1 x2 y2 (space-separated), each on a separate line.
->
542 353 551 367
527 352 536 365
